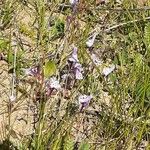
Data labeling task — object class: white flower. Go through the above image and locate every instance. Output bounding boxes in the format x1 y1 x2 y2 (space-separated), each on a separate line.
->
102 64 115 76
9 94 16 102
23 66 39 76
61 74 68 80
70 0 78 5
91 53 102 66
68 46 84 80
86 33 97 48
69 46 79 62
74 62 83 80
23 68 33 76
46 77 61 90
78 94 93 107
75 69 83 80
74 63 83 71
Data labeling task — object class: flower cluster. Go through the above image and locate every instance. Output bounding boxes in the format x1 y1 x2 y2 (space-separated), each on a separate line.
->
68 46 94 111
69 46 83 80
85 32 115 76
23 66 61 97
22 38 115 111
67 41 115 111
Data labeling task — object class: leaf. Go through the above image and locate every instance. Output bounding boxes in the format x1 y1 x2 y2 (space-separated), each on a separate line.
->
144 23 150 46
0 39 9 51
7 50 14 64
44 60 56 77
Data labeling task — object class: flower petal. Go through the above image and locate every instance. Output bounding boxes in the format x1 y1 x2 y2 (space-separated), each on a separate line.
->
45 77 61 90
69 46 79 62
9 94 16 102
86 33 97 48
102 64 115 76
74 62 83 71
23 66 40 76
75 69 83 80
74 62 83 80
70 0 78 5
78 94 93 107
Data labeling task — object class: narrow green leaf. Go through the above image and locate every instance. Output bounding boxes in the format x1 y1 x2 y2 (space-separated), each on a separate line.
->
7 50 14 64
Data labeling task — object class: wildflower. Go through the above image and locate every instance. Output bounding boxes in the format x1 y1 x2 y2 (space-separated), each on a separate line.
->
91 53 102 66
70 0 78 5
75 69 83 80
74 62 83 80
9 94 16 102
102 64 115 76
68 46 84 80
61 74 68 80
45 77 61 90
86 33 97 48
23 66 40 77
69 46 79 62
45 77 61 96
78 94 93 111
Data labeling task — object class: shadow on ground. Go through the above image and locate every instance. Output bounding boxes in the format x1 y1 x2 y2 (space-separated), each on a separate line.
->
0 139 18 150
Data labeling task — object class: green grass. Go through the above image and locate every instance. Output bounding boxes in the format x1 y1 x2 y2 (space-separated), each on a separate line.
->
0 0 150 149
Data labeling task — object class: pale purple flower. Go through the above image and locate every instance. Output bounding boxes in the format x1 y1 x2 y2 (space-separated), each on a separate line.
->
68 46 84 80
86 33 97 48
102 64 115 76
45 77 61 96
75 69 83 80
74 62 83 80
79 94 93 111
74 63 83 72
61 74 68 80
70 0 78 5
91 53 102 66
45 77 61 90
23 66 40 77
69 46 79 62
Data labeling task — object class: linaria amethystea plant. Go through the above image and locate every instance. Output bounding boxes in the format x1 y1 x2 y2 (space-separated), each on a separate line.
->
74 62 83 80
45 77 61 90
23 66 40 77
69 46 79 62
78 94 93 111
102 64 115 76
45 77 61 96
69 0 78 5
61 74 68 80
68 46 84 80
86 33 98 48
